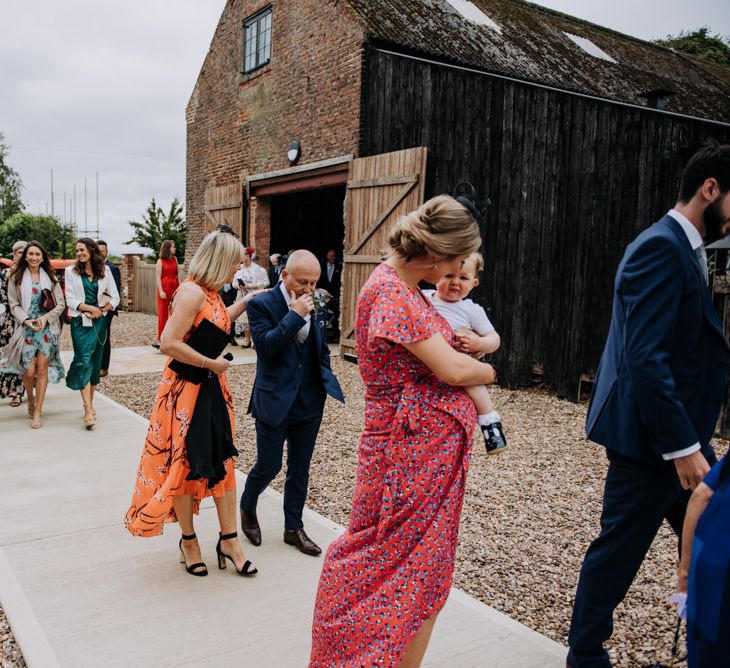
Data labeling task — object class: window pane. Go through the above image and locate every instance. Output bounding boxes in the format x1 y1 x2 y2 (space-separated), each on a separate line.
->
243 9 272 72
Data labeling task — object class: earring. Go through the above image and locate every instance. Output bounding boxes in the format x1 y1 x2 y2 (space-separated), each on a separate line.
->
433 264 438 269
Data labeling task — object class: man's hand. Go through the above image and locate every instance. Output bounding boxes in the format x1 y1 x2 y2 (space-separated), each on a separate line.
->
290 291 313 317
674 451 710 491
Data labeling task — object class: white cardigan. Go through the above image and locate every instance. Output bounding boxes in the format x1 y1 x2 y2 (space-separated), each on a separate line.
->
64 265 120 325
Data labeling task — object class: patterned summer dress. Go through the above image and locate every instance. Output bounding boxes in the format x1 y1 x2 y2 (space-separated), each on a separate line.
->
1 279 65 384
125 282 236 537
0 269 25 400
310 263 477 666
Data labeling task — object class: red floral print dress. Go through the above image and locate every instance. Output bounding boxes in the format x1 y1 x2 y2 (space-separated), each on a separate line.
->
310 263 477 666
125 282 236 537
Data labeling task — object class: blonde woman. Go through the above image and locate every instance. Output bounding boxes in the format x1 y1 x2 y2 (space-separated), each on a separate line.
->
310 195 493 667
125 229 257 578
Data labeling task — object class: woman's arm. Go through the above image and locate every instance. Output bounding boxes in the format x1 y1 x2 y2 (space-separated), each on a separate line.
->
677 482 714 593
63 267 84 312
404 333 495 387
155 259 165 299
457 330 501 355
159 282 229 375
227 293 255 322
7 278 30 326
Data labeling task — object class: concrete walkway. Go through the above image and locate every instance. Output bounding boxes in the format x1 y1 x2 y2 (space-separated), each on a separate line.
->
0 377 566 667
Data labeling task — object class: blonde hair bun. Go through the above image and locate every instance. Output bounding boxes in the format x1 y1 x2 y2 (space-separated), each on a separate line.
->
388 195 481 261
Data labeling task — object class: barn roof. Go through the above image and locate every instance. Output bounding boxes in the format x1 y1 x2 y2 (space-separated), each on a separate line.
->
343 0 730 124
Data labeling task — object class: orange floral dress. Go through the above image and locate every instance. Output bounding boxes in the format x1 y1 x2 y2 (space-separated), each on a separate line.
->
125 282 236 537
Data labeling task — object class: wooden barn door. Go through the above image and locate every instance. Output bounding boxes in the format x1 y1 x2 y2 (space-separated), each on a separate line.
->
339 147 427 357
203 183 244 238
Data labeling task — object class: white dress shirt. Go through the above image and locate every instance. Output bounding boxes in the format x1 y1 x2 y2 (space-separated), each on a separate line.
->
279 282 311 343
661 209 704 461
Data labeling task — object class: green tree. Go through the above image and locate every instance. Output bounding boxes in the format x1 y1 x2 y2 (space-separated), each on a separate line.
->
0 213 75 258
0 133 24 225
125 196 186 260
653 27 730 67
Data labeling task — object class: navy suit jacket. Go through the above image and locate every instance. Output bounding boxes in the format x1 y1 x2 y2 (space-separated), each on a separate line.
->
247 287 344 426
586 215 729 465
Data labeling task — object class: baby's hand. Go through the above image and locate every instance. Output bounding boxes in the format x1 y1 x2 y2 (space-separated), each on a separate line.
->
454 328 481 354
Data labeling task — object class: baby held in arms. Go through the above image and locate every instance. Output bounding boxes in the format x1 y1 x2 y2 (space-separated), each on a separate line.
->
424 252 506 454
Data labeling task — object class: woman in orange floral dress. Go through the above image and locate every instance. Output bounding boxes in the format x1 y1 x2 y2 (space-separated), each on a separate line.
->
125 229 257 578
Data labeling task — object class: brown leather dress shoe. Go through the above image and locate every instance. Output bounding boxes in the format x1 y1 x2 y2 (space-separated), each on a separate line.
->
283 528 322 556
240 508 261 546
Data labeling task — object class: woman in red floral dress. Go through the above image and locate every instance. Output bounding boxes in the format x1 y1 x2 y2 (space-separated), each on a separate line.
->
310 195 496 667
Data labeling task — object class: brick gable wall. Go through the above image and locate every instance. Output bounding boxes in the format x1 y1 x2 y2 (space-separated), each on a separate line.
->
185 0 365 263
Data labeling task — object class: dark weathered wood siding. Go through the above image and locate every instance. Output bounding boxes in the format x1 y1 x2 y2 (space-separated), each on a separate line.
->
361 47 730 398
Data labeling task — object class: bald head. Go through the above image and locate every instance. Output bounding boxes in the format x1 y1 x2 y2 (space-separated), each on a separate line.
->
281 249 321 298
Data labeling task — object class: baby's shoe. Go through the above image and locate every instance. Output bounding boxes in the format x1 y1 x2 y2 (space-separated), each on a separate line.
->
482 421 507 455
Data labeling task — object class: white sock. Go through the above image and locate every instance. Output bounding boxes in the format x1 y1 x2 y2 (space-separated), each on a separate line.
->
477 411 500 426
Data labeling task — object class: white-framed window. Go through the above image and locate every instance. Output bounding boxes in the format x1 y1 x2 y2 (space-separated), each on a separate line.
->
243 6 272 73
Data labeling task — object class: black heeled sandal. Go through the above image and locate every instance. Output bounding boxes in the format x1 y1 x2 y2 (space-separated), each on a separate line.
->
216 531 258 576
179 532 208 577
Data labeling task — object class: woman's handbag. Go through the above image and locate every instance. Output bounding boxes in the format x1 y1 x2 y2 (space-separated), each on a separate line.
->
39 288 56 313
98 290 112 310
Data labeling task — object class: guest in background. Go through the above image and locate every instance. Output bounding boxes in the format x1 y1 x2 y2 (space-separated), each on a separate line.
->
65 238 120 429
232 248 269 347
310 195 490 666
317 249 342 342
125 229 257 578
154 240 179 348
97 240 122 378
1 241 66 429
0 240 27 407
268 253 283 287
218 279 239 346
676 456 730 667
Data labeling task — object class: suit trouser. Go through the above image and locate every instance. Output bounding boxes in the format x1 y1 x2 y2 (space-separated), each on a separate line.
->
567 446 717 668
101 312 114 371
241 398 324 530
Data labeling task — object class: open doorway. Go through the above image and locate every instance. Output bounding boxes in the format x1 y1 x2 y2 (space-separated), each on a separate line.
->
269 186 346 261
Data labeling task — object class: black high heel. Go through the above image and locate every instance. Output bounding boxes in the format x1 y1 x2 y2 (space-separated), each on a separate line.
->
216 531 258 576
179 532 208 577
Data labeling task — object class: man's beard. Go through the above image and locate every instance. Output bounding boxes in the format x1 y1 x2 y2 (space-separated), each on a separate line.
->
703 197 728 244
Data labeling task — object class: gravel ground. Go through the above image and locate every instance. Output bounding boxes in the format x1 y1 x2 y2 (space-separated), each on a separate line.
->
59 311 158 351
2 327 726 667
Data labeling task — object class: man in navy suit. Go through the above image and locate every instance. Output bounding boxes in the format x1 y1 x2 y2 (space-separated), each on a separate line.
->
97 240 122 378
567 143 730 667
240 250 344 556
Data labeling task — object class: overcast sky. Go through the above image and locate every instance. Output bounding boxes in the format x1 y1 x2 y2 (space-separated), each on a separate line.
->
1 1 728 255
